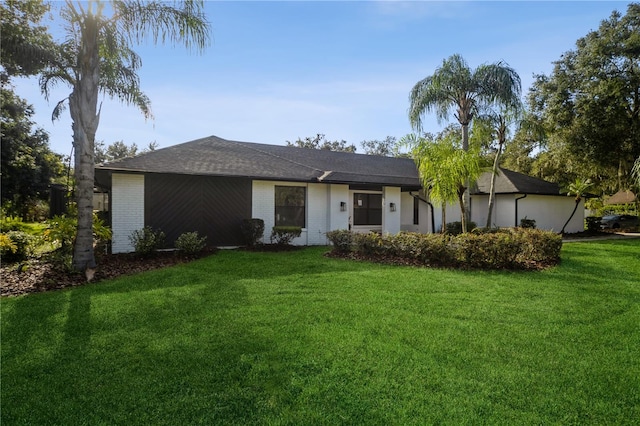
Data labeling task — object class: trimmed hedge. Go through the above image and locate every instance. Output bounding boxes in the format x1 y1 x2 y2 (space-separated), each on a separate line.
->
241 218 265 246
270 226 302 245
326 228 562 270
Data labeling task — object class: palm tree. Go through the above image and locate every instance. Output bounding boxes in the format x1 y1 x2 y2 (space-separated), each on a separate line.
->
409 54 521 232
560 178 593 234
403 132 482 233
40 0 210 273
475 105 545 228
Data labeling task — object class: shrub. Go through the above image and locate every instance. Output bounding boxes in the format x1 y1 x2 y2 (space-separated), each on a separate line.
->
175 231 207 255
240 218 265 246
0 215 30 233
520 217 537 229
1 231 34 263
129 227 166 256
44 214 112 254
586 216 602 233
270 226 302 245
326 229 353 253
329 228 561 270
445 221 477 235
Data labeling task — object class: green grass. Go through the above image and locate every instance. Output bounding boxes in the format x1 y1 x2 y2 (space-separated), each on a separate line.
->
2 240 639 425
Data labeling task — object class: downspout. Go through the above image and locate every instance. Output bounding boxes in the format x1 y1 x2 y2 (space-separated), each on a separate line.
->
515 194 527 227
410 192 436 233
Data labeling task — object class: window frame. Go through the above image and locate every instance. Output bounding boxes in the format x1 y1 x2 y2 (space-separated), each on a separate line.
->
274 185 306 228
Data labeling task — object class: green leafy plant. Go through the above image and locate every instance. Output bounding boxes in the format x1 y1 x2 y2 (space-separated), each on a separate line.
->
175 231 207 256
270 226 302 245
519 217 536 229
129 227 166 256
325 229 353 253
1 231 34 263
445 221 477 235
0 215 29 233
240 218 265 246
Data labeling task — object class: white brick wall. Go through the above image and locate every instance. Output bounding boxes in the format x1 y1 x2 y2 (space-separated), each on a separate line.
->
382 186 401 235
111 173 145 253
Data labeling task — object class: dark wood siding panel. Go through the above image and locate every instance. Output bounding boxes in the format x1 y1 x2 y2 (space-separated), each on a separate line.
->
145 174 251 246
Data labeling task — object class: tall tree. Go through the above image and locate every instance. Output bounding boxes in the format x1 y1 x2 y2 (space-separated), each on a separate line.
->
1 87 64 218
360 136 402 157
286 134 356 152
39 0 210 272
409 54 521 231
403 130 482 233
529 3 640 191
0 0 55 80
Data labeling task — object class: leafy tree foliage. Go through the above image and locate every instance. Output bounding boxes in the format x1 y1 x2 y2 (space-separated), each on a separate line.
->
403 129 482 233
38 0 210 272
360 136 405 157
409 54 521 231
529 3 640 192
1 88 64 219
286 134 356 152
0 0 55 79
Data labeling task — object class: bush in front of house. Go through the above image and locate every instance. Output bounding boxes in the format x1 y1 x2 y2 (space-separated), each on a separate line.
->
175 231 207 256
445 221 477 235
0 231 34 263
129 226 166 256
325 229 353 253
327 228 561 270
585 216 602 233
270 226 302 245
520 217 537 229
240 218 265 246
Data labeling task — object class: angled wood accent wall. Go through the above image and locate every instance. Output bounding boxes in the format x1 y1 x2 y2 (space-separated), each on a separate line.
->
145 174 251 247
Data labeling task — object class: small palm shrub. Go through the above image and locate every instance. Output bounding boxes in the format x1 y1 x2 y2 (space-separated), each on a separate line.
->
129 227 166 256
175 231 207 255
270 226 302 245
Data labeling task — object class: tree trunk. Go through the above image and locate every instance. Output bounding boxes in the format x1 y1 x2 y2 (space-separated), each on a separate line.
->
461 123 471 232
560 199 580 234
485 140 505 228
458 186 467 234
70 15 100 272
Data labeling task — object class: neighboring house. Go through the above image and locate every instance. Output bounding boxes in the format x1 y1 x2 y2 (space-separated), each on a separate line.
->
446 168 583 233
95 135 430 253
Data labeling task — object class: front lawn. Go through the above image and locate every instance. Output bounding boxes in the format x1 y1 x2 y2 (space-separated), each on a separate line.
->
2 240 639 424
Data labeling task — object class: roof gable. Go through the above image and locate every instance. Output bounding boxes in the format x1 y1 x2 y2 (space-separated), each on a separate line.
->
472 168 561 196
96 135 421 188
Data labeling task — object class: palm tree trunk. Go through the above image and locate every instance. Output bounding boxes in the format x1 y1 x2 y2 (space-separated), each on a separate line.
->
560 199 580 234
70 14 100 272
461 123 471 232
485 141 504 228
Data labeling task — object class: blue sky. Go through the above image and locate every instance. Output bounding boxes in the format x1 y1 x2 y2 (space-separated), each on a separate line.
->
14 1 630 156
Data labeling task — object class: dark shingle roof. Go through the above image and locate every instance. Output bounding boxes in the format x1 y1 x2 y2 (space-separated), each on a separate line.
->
472 168 561 196
96 135 421 188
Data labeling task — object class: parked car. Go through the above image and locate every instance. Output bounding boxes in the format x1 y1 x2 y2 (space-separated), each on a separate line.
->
600 214 639 230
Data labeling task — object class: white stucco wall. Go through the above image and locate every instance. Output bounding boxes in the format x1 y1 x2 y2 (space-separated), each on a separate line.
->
470 194 584 233
382 186 401 235
111 173 145 253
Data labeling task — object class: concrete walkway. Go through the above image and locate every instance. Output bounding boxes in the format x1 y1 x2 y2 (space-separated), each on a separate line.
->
563 232 640 243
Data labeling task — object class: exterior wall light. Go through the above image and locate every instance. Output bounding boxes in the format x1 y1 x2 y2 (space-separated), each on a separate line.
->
340 201 347 211
389 202 396 212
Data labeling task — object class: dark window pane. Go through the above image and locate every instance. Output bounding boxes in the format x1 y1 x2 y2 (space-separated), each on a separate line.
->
275 186 305 227
353 192 382 226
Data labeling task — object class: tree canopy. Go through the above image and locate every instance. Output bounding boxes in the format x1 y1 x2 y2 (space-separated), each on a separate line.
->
286 134 356 152
528 3 640 192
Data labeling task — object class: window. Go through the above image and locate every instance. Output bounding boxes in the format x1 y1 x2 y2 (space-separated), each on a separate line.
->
413 197 419 225
353 193 382 226
275 186 306 227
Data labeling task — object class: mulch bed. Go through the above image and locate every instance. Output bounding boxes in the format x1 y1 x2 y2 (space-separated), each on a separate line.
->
0 244 302 298
1 248 217 298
